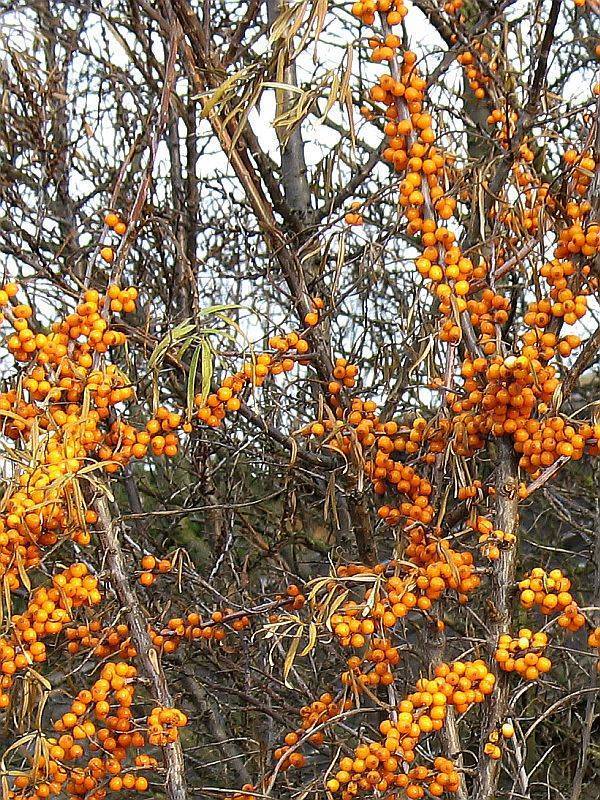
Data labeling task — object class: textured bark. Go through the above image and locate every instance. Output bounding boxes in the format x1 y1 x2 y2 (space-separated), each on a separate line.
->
94 495 189 800
474 438 519 800
569 485 600 800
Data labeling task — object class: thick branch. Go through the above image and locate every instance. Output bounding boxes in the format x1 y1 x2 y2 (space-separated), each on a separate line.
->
561 325 600 401
94 495 189 800
474 438 519 800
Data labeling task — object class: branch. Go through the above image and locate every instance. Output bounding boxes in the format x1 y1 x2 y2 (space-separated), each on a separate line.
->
569 485 600 800
94 494 189 800
561 325 600 401
474 438 519 800
484 0 561 210
177 657 253 787
524 455 569 496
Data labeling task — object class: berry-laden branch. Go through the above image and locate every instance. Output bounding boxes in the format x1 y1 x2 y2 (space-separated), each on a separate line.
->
1 0 599 799
92 495 189 800
474 439 518 799
0 266 310 799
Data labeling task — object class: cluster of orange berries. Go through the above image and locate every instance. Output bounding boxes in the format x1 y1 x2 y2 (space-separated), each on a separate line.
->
369 444 434 524
344 201 364 226
303 296 324 326
297 694 347 738
329 555 478 634
360 37 459 228
7 752 69 800
321 537 478 612
329 660 494 798
450 346 599 472
342 637 400 688
457 480 483 500
495 630 552 681
330 755 460 799
563 149 597 197
0 473 96 587
100 211 128 263
515 416 598 474
350 0 407 26
65 620 135 660
105 284 138 313
304 397 437 528
298 692 348 741
104 211 128 236
147 706 188 746
374 60 458 223
330 356 359 391
411 207 480 311
484 722 515 760
153 608 251 653
40 661 156 799
458 354 552 439
52 287 131 354
519 567 585 631
306 396 372 442
195 321 316 428
0 283 172 479
57 660 136 731
272 692 352 770
441 289 508 352
134 405 182 462
139 553 173 586
403 530 480 603
0 280 19 310
555 221 599 259
525 261 588 328
0 563 102 705
275 582 307 612
477 526 516 561
65 604 251 661
304 361 358 431
486 107 517 136
457 42 497 100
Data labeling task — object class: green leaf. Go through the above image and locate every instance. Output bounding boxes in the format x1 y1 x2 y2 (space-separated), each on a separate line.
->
148 320 196 371
197 303 242 316
200 340 213 406
187 343 202 421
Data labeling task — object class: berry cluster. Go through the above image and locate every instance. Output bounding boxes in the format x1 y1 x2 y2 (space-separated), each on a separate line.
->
272 693 352 769
100 211 128 263
0 564 102 707
351 0 407 27
519 567 585 630
328 661 494 798
344 201 364 226
457 42 497 100
495 630 552 681
483 722 515 760
147 707 188 746
139 554 173 586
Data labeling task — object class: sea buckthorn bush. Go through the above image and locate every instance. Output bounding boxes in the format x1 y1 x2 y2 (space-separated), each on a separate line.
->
1 0 599 799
